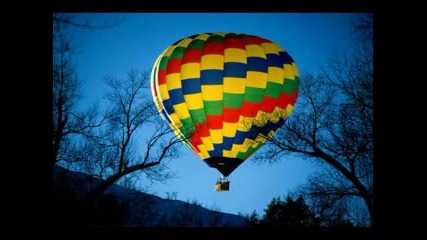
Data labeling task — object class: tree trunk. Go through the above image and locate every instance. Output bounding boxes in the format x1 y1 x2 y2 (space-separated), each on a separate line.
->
89 160 161 199
350 175 373 226
53 109 67 167
314 147 373 226
53 134 61 166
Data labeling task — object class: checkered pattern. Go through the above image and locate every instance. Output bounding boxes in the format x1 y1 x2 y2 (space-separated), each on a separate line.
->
151 32 299 161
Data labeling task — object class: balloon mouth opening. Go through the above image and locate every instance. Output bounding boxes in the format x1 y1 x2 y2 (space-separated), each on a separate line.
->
203 157 244 177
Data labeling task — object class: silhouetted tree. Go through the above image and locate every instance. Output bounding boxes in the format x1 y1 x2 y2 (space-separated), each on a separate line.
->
53 13 123 37
259 14 373 226
53 168 128 226
296 172 366 226
77 70 182 198
241 210 261 226
351 13 373 44
263 195 318 227
53 17 105 167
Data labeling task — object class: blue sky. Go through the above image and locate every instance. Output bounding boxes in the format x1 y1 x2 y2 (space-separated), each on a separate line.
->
63 13 360 216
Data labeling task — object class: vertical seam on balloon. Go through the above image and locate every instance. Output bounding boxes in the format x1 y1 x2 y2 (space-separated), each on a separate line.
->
249 41 269 158
173 38 199 155
246 41 279 158
224 33 247 159
153 47 190 148
220 32 226 159
235 37 267 159
194 34 211 158
166 41 200 156
237 34 256 159
178 39 193 144
200 32 225 158
182 34 209 158
156 47 186 133
220 33 226 158
237 52 255 158
200 33 211 158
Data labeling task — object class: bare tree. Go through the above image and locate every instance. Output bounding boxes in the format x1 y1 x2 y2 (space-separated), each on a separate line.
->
53 28 103 167
80 70 182 198
53 14 123 167
53 13 123 39
53 14 180 198
351 13 373 45
294 171 368 226
259 14 373 226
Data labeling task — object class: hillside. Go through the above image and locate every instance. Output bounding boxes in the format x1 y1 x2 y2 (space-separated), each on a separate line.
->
53 165 248 227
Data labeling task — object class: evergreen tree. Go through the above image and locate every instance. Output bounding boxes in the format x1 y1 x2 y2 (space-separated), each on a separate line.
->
263 196 318 227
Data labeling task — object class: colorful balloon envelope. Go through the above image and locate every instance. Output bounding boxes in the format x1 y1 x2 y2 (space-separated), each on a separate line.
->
151 32 299 182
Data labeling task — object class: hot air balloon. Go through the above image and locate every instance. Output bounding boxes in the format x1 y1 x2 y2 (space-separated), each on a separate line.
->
150 32 299 191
